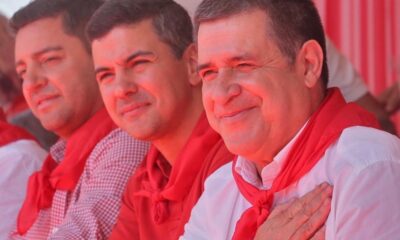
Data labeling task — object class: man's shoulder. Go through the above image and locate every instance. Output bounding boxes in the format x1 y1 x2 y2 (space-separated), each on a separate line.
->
0 139 47 159
328 126 400 172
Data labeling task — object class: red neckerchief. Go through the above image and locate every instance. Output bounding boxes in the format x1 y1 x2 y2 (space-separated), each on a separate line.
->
232 88 380 240
134 113 225 224
17 108 117 235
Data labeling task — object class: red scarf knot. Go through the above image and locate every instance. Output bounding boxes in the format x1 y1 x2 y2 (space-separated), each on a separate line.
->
134 184 170 224
255 192 274 209
134 113 227 225
255 192 274 223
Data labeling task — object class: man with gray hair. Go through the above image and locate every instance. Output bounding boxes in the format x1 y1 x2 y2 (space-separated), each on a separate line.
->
182 0 400 239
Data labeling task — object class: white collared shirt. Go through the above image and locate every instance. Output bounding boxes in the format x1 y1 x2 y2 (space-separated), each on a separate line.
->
181 126 400 240
0 140 46 239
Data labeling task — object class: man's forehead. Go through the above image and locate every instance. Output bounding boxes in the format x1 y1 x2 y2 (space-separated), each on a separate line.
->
197 24 266 63
15 20 63 50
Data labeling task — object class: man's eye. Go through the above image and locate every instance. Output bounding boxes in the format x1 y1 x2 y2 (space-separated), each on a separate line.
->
129 59 150 68
97 72 114 83
135 59 150 65
199 69 218 81
236 62 255 72
42 56 61 66
125 59 151 73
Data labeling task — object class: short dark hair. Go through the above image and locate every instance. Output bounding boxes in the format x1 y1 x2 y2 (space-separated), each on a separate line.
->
194 0 329 88
87 0 193 59
10 0 104 53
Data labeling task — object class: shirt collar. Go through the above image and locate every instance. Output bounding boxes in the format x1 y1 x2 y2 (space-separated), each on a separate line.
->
50 139 66 163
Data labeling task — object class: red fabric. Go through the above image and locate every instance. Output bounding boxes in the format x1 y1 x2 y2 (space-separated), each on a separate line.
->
0 119 35 147
110 113 234 240
231 88 380 240
17 108 117 235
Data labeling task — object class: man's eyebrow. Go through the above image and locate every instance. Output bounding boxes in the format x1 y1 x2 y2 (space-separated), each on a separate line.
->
123 50 155 64
95 67 110 75
95 51 156 75
229 55 253 62
196 54 255 73
16 46 63 67
33 46 63 57
197 63 213 73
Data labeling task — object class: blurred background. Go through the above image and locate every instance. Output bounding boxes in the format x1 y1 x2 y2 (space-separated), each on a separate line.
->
0 0 30 17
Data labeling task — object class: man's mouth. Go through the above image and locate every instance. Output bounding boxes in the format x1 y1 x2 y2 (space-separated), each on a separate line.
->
120 102 150 118
35 94 60 111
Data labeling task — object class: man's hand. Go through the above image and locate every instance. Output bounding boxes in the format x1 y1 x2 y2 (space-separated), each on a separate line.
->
254 183 332 240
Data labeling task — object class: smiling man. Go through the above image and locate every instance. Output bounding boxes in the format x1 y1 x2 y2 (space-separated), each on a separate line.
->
182 0 400 239
87 1 232 239
10 0 149 239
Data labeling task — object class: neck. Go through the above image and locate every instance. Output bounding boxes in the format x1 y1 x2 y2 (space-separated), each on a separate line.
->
253 88 325 174
153 91 204 166
60 102 104 140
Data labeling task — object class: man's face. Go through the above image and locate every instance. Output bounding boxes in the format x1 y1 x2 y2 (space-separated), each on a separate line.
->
15 16 102 138
92 20 195 142
197 9 313 163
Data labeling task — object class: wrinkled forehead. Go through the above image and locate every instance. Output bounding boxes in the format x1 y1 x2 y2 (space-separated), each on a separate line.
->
196 10 272 64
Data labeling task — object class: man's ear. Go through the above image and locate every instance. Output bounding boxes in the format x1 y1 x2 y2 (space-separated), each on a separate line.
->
296 40 324 88
183 43 201 86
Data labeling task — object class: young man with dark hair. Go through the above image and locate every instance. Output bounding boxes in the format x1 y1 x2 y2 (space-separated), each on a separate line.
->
0 13 57 149
10 0 149 239
88 1 332 239
88 1 230 239
182 0 400 239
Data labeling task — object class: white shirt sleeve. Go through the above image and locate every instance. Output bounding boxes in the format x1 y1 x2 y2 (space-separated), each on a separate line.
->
324 128 400 239
326 38 368 102
0 140 46 239
328 161 400 239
